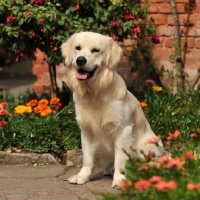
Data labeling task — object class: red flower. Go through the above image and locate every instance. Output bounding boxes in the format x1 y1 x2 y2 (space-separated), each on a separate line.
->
157 155 170 164
0 102 7 109
166 130 180 140
76 3 80 10
149 176 162 184
26 11 32 16
124 11 134 21
147 135 161 144
0 120 7 127
134 179 151 190
6 16 16 23
111 34 117 41
26 100 38 107
134 26 141 33
182 150 197 161
139 102 148 108
166 158 185 170
145 151 155 162
39 18 44 25
155 180 177 191
151 34 160 44
33 0 44 5
111 20 120 28
187 183 200 190
118 180 131 191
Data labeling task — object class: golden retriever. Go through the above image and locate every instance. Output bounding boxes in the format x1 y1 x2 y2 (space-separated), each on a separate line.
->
61 32 163 188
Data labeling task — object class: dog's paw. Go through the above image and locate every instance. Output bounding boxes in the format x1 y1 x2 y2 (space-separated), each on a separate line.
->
111 173 125 188
68 174 89 185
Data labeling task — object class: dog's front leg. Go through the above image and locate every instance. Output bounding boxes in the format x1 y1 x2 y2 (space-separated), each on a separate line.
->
68 131 94 184
112 145 127 188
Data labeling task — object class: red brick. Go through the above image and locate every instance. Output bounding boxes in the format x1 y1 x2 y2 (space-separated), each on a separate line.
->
176 3 186 13
185 49 200 61
159 3 172 13
165 37 174 48
180 37 194 48
194 38 200 49
140 0 169 2
188 27 200 36
32 49 47 65
32 64 49 75
194 3 200 13
152 48 172 60
148 3 159 13
148 14 167 25
157 25 173 36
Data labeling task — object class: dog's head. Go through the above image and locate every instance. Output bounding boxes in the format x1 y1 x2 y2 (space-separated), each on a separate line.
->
61 32 123 96
61 32 123 81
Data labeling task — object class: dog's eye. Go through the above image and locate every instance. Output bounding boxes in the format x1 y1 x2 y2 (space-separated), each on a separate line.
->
75 46 81 50
91 48 100 53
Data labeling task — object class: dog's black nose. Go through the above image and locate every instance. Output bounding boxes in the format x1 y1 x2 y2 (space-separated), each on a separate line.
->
76 56 87 66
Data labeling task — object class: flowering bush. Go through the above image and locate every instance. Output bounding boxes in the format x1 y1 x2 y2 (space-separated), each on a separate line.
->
102 87 200 200
0 98 80 154
0 0 158 66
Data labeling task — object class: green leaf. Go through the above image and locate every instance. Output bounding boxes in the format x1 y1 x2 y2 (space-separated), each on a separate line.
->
18 18 24 26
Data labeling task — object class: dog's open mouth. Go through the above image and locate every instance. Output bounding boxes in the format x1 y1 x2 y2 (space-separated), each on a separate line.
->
76 67 97 80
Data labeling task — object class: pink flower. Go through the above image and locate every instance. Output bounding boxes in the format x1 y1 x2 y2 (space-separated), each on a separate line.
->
6 16 16 23
182 150 197 161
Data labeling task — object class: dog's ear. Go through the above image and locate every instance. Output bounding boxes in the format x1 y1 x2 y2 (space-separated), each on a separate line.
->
106 37 123 69
61 34 75 66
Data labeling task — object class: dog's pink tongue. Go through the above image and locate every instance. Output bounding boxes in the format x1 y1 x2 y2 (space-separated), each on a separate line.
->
77 71 89 80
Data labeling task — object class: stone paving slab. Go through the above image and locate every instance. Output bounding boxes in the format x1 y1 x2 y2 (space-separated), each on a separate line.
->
0 165 118 200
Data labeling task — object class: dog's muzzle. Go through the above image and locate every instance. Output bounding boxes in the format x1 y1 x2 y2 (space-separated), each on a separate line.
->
76 56 97 80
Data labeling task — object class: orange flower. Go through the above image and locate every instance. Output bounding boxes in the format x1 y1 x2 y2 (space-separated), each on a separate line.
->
0 120 7 127
187 183 200 190
34 106 41 114
0 102 7 109
166 158 184 169
55 102 62 109
190 133 197 138
0 108 9 116
147 135 161 144
134 179 151 190
38 99 48 106
166 130 180 140
50 97 60 105
138 165 149 172
139 102 148 108
157 156 170 164
145 151 155 162
154 180 177 191
118 180 131 191
182 150 197 161
149 176 162 184
26 99 38 107
39 105 52 116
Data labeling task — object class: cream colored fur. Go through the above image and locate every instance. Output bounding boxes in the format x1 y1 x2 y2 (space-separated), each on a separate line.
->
61 32 163 187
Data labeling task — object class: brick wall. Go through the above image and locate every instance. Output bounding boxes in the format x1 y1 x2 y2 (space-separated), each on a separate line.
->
33 0 200 93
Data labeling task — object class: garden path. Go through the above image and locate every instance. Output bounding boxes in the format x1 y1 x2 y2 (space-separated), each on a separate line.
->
0 165 117 200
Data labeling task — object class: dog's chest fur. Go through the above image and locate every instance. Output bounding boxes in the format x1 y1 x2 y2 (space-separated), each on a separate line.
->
75 95 126 137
